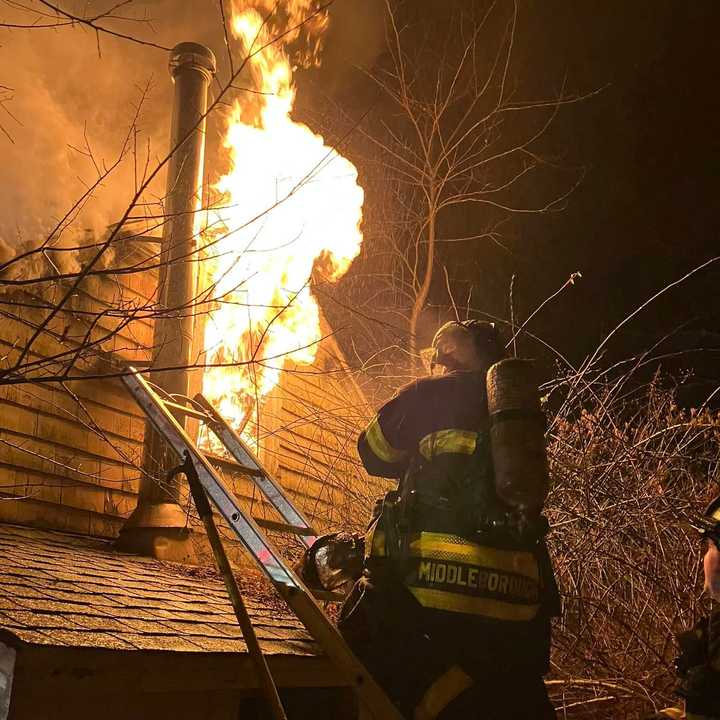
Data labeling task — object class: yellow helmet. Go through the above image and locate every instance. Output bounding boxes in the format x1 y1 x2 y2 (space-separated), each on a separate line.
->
702 494 720 549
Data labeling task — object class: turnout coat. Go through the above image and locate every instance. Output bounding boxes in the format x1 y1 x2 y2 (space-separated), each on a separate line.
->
340 370 560 719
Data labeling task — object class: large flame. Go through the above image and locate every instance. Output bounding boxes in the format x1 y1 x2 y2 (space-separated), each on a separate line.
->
201 3 363 445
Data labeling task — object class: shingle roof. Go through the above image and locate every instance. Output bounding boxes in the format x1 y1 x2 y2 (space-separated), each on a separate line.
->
0 523 318 656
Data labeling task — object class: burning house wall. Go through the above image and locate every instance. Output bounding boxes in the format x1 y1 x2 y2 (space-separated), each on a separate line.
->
234 316 381 534
0 242 378 538
188 0 383 541
0 0 388 543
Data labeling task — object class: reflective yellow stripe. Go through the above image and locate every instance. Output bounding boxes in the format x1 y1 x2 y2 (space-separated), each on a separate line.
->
406 532 540 621
711 507 720 522
658 709 684 719
408 533 539 580
409 586 540 621
365 416 407 463
414 665 474 720
419 429 477 459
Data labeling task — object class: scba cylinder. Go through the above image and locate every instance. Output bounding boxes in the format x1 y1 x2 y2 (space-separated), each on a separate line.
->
486 358 548 513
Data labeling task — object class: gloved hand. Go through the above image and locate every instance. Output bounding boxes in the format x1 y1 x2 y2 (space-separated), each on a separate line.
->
297 532 364 596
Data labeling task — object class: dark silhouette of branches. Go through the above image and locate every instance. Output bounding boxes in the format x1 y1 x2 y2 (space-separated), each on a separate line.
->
545 364 719 719
0 0 172 52
327 0 596 377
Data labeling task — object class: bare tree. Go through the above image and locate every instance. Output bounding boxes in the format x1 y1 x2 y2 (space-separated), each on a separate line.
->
0 1 171 49
331 0 591 376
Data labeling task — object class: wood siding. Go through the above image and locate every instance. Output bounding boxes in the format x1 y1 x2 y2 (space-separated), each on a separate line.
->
0 239 156 537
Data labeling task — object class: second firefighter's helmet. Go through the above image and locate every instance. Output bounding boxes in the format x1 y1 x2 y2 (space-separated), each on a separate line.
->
701 494 720 549
430 319 504 372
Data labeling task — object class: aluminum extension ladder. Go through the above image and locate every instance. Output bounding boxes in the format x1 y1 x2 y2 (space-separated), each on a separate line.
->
122 367 401 720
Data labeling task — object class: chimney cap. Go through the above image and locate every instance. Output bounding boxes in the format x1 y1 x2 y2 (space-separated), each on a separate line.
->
169 42 217 81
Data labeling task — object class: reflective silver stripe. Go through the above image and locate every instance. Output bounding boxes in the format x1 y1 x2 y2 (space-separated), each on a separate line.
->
419 429 477 460
365 415 407 463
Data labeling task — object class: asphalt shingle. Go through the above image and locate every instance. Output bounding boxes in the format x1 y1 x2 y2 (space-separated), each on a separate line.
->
0 523 318 656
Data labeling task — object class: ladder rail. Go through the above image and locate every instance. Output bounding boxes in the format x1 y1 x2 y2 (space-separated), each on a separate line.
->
177 455 288 720
122 367 403 720
138 391 317 537
193 393 317 548
124 369 297 587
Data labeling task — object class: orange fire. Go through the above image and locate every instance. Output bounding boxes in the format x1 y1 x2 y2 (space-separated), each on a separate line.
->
201 3 363 446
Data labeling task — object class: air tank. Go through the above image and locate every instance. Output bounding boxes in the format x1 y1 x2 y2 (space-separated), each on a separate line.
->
486 358 548 514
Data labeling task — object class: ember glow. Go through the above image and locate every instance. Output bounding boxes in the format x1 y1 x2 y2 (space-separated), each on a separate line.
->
201 3 364 444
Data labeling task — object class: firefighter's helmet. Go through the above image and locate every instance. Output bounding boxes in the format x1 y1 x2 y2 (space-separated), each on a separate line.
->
702 494 720 549
430 319 503 372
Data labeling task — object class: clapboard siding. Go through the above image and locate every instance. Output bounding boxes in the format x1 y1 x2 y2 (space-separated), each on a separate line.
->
0 290 153 366
0 238 155 536
194 322 383 538
0 495 125 537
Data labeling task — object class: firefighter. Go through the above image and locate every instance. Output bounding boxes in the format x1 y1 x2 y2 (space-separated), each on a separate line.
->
339 320 560 719
657 495 720 720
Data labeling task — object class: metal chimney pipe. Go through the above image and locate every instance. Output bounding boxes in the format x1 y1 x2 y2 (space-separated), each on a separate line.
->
154 42 216 409
117 42 216 561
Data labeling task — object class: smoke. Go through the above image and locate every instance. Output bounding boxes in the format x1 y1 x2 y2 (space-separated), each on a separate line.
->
0 1 216 260
316 0 386 89
0 0 385 267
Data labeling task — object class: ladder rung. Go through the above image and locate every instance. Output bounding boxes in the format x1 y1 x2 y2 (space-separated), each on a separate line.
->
194 392 315 550
205 451 262 478
161 398 210 422
253 517 317 536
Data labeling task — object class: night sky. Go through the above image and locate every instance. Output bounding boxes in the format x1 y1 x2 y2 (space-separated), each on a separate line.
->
516 1 719 350
300 0 719 398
